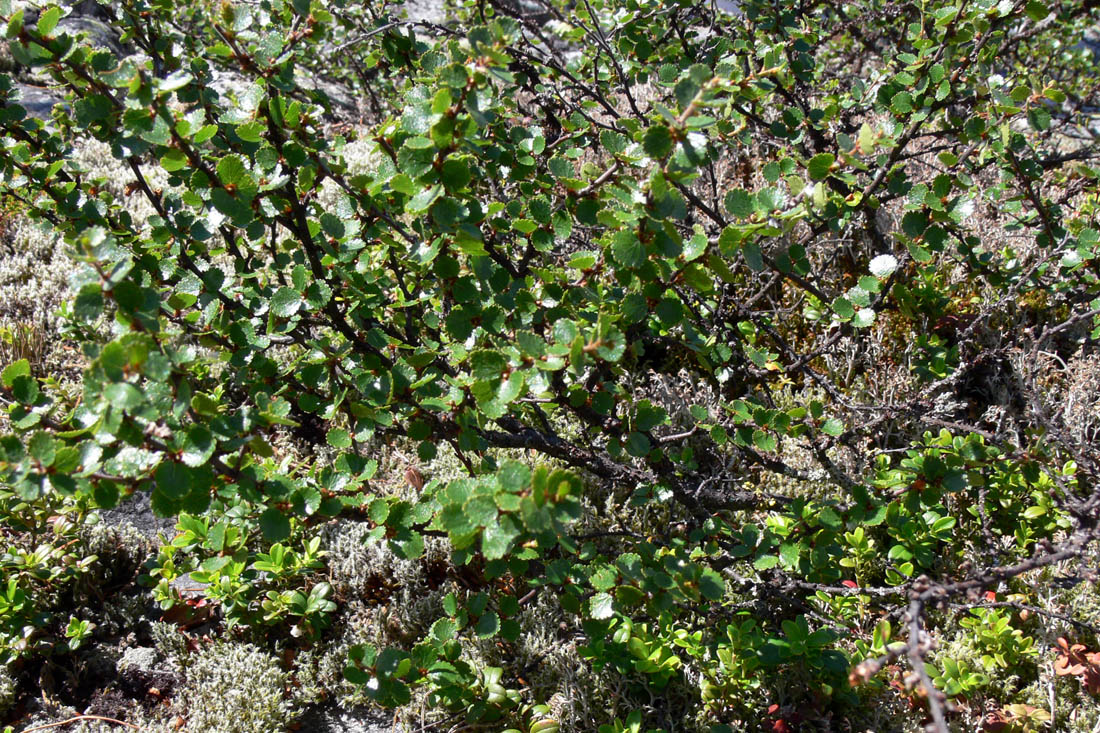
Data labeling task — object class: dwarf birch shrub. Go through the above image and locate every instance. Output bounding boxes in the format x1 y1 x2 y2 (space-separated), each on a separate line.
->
1 0 1099 730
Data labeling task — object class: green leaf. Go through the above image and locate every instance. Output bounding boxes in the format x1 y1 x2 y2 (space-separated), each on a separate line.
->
216 154 248 185
28 431 56 466
1025 0 1048 20
11 375 39 404
475 611 500 638
698 568 725 600
431 617 458 642
235 121 264 142
818 507 842 529
625 432 651 458
643 125 673 158
482 517 520 560
499 460 531 492
588 591 614 620
742 241 764 272
752 429 776 452
852 309 876 328
807 153 835 181
1 359 31 388
407 185 442 214
155 461 191 500
891 91 913 114
181 425 215 467
270 287 302 318
210 189 253 226
832 297 855 320
37 6 61 35
600 130 628 155
465 495 498 527
779 542 801 567
858 122 876 154
440 158 472 191
104 382 143 410
754 555 780 570
368 498 390 523
611 230 645 268
724 190 754 218
259 507 292 542
327 428 352 449
160 149 189 172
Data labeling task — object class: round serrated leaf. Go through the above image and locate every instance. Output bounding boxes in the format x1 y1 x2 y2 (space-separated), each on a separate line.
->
155 461 191 499
588 591 614 620
327 428 352 449
104 382 143 410
624 432 651 458
724 189 754 218
465 495 498 527
498 460 531 492
28 431 56 466
752 429 777 453
610 230 645 268
699 568 726 600
1 359 31 388
259 507 291 542
807 153 835 181
270 287 302 318
483 515 522 560
832 297 855 320
475 611 500 638
431 617 458 642
869 254 898 278
852 309 876 328
216 154 247 185
754 555 780 570
181 425 214 467
891 91 913 114
643 125 673 159
160 149 188 172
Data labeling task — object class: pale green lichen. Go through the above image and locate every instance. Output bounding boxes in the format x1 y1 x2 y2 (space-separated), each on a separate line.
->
149 621 189 671
0 663 15 718
173 641 296 733
0 217 68 329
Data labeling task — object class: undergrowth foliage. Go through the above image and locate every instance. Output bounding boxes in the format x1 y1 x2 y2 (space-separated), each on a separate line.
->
0 0 1099 730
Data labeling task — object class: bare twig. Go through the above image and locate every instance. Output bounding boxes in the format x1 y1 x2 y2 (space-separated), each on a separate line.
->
23 716 143 732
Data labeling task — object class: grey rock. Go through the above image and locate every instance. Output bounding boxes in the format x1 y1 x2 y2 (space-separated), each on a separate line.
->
117 646 160 674
9 83 65 120
100 490 176 540
297 704 396 733
404 0 452 25
67 0 115 22
169 572 208 600
717 0 743 15
1077 26 1100 64
56 16 126 57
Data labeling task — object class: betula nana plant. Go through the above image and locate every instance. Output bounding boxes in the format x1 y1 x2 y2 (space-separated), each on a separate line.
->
1 0 1099 729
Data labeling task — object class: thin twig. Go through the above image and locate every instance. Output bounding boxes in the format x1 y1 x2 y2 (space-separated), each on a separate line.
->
23 715 143 732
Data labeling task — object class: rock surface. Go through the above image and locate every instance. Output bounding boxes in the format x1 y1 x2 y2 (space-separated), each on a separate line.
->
10 83 64 120
297 705 396 733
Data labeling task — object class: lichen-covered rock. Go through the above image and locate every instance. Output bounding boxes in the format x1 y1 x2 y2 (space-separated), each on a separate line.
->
117 646 159 675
